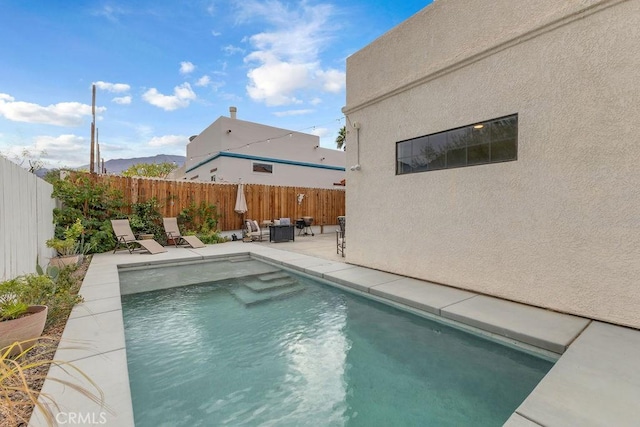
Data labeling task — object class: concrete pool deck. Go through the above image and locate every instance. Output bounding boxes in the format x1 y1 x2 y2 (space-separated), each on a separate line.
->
30 234 640 426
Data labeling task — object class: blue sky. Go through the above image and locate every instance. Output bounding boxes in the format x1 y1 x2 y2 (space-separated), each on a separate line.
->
0 0 431 168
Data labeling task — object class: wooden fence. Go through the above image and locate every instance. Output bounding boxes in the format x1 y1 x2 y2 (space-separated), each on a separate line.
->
94 175 346 231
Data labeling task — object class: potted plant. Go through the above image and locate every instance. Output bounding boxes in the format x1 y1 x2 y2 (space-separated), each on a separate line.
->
46 218 85 268
0 279 48 357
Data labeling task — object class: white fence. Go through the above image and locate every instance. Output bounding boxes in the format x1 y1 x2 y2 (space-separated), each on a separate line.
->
0 156 56 281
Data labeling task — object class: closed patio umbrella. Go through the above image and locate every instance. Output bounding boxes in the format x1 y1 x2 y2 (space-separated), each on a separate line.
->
235 183 247 215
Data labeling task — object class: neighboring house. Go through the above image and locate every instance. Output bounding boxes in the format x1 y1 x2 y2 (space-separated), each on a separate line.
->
343 0 640 329
182 107 345 189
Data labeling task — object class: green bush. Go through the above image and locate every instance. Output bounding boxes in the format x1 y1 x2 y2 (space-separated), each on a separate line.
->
0 300 29 321
46 218 85 256
51 173 125 253
0 266 83 328
178 201 226 244
129 198 165 244
186 230 228 244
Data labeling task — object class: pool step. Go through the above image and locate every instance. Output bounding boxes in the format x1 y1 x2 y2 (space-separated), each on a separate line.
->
229 283 305 307
245 277 298 292
258 271 291 282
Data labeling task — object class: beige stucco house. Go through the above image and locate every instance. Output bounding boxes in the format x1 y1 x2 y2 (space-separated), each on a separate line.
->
343 0 640 329
181 107 345 189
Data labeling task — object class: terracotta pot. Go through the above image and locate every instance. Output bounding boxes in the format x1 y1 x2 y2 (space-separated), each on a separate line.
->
0 305 48 356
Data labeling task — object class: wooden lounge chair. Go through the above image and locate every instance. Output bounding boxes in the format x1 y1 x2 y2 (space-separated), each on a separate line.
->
163 217 205 248
110 219 167 254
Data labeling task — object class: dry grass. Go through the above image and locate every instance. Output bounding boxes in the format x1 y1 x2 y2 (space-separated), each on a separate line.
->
1 260 89 427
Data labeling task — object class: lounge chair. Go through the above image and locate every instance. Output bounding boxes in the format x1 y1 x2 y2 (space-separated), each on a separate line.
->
110 219 167 254
336 216 345 257
244 219 269 241
163 217 205 248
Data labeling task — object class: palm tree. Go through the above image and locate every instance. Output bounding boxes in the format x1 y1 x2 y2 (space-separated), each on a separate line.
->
336 126 346 150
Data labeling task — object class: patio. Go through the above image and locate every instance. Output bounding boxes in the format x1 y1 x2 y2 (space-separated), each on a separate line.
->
30 234 640 426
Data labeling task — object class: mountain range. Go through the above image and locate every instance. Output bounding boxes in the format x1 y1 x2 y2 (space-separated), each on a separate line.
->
95 154 186 174
35 154 186 178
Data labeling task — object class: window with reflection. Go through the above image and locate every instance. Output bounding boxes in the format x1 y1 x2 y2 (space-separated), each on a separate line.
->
396 114 517 175
252 162 273 174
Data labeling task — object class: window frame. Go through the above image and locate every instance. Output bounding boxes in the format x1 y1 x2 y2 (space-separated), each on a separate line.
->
396 114 518 175
252 161 274 174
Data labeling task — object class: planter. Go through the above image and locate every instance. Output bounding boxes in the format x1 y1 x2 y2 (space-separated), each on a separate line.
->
0 305 48 356
49 254 83 268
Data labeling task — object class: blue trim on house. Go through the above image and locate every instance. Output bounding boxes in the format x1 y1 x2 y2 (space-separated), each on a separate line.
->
186 151 346 173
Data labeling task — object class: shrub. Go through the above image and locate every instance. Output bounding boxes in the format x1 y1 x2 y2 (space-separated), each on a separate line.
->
46 218 85 256
129 198 165 244
178 202 220 233
0 300 29 321
51 173 125 253
0 266 83 328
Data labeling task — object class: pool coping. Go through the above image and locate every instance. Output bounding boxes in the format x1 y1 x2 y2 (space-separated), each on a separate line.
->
29 243 640 426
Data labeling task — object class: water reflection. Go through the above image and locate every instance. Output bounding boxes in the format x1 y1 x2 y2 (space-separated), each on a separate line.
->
281 300 349 425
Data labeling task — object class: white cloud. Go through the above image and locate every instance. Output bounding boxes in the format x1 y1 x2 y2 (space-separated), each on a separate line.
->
34 134 86 154
180 61 195 74
211 30 221 37
273 109 314 117
246 57 307 106
316 68 345 93
220 92 242 102
112 96 132 105
310 97 322 106
135 124 154 139
148 135 187 147
0 93 105 127
195 75 211 87
92 5 127 22
223 45 245 56
93 81 131 93
2 134 89 167
238 1 343 106
142 83 196 111
309 127 330 138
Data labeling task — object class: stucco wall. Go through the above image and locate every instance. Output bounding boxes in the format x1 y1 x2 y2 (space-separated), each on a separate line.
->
343 0 640 328
185 116 345 188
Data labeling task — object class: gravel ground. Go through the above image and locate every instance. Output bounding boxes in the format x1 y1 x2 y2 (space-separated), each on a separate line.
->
1 260 89 427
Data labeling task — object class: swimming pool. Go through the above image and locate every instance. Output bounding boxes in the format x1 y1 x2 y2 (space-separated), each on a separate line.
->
120 258 553 426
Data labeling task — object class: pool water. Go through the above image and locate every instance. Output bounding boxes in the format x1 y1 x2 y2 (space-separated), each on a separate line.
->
121 260 553 426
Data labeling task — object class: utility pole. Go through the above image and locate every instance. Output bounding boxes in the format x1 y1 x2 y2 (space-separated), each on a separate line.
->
96 128 100 174
90 84 96 173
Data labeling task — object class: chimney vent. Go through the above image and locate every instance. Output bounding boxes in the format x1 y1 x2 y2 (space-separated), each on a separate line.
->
229 106 237 119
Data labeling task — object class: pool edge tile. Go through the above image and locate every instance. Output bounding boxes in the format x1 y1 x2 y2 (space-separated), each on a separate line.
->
370 277 477 316
29 348 134 427
513 321 640 426
441 295 590 354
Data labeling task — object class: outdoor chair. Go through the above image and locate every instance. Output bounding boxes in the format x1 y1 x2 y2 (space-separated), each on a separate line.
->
336 215 346 257
163 217 205 248
110 219 167 254
244 219 269 241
